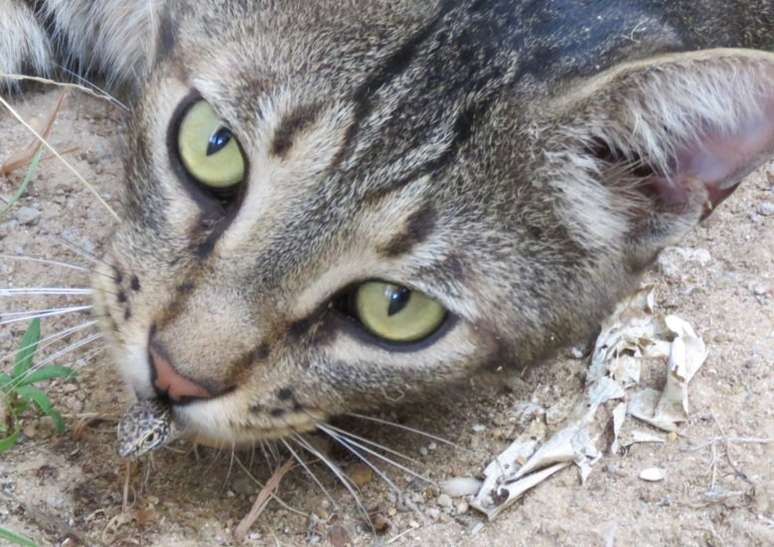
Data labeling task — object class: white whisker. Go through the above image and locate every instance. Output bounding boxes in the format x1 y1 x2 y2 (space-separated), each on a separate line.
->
56 237 112 267
258 440 277 466
0 254 90 273
0 288 93 296
322 423 425 467
280 438 337 507
19 332 102 373
0 320 98 364
6 337 105 391
292 434 370 525
347 413 462 450
319 427 404 496
0 254 119 281
0 305 93 326
1 306 90 318
54 64 130 111
319 424 433 484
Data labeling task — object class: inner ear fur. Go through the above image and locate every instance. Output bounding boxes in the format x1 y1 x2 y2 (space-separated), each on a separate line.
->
553 49 774 260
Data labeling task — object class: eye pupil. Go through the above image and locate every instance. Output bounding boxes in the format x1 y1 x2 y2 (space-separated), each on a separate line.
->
206 127 232 156
386 287 411 316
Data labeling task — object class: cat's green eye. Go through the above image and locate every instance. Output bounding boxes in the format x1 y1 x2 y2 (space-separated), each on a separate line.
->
354 281 446 343
177 100 245 188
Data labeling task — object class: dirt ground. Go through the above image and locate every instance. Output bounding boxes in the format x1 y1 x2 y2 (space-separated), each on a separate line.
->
0 88 772 547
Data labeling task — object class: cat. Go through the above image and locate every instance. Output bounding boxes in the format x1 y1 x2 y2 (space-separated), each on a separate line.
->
2 0 773 453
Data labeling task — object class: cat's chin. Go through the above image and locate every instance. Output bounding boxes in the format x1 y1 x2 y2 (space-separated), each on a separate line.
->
173 398 326 447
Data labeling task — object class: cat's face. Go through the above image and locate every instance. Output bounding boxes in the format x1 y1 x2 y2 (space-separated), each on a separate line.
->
91 2 774 446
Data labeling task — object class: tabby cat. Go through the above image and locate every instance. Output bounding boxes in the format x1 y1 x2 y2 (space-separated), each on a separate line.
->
2 1 773 452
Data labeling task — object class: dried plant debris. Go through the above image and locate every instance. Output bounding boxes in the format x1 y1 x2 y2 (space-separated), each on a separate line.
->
472 286 709 520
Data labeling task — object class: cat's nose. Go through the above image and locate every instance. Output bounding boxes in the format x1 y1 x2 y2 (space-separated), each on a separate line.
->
148 344 213 402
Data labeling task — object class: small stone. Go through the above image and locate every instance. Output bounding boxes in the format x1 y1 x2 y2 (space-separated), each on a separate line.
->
757 201 774 216
231 476 256 496
639 467 665 482
371 513 391 535
327 525 351 547
348 463 373 487
409 520 420 529
387 507 397 517
751 283 770 296
16 206 41 226
0 220 19 239
657 246 712 280
426 507 441 520
472 424 486 433
23 422 38 438
436 494 453 508
419 447 429 456
440 477 483 498
428 442 437 451
455 501 469 514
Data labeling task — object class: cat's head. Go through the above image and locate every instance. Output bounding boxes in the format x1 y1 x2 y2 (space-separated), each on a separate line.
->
88 2 774 445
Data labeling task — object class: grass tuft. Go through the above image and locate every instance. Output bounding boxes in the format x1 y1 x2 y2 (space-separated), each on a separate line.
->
0 318 75 453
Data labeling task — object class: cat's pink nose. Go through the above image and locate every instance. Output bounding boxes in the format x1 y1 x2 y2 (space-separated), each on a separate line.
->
149 345 212 402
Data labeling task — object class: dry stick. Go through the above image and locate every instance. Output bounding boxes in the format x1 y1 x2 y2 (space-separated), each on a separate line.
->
0 94 120 221
0 73 126 108
0 92 65 176
234 458 295 543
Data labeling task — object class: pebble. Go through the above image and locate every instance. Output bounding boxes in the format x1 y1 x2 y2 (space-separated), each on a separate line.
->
456 501 469 514
426 507 441 520
348 463 373 487
758 201 774 216
23 422 38 438
639 467 665 482
440 477 483 498
750 283 770 296
472 424 486 433
231 476 256 496
0 220 19 239
657 246 712 280
436 494 453 508
16 206 41 226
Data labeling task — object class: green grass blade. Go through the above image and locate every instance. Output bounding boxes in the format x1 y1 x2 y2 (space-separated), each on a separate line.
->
0 526 38 547
0 430 20 454
0 146 44 221
0 372 12 389
15 384 51 412
15 385 65 433
17 365 75 386
13 319 41 377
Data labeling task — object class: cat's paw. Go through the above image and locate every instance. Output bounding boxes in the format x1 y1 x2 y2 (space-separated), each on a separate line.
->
0 2 53 91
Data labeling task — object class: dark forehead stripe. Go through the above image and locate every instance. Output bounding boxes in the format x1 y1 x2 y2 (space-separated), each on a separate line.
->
155 5 178 64
329 0 454 171
378 203 437 258
270 102 323 159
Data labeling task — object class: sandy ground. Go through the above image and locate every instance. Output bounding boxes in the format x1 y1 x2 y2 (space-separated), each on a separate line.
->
0 88 772 547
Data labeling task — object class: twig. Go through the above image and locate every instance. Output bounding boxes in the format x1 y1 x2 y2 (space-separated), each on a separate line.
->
234 458 295 542
0 94 120 220
0 72 127 110
0 92 65 176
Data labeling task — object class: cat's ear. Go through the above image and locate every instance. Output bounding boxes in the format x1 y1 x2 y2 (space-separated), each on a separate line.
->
551 49 774 264
0 2 54 90
42 0 169 89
